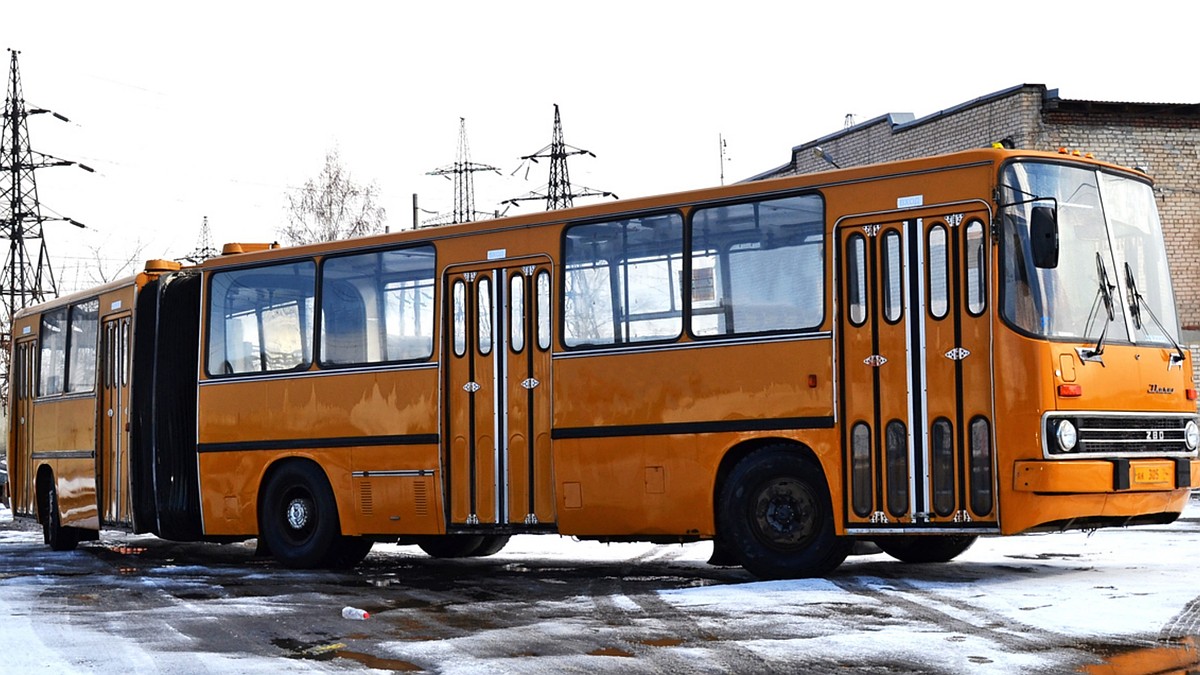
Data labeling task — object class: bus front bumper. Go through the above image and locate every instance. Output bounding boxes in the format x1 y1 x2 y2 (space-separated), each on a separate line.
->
1014 458 1199 493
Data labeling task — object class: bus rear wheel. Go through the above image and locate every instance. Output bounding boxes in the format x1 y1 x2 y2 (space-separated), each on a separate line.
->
259 461 340 569
718 446 851 579
874 535 978 563
43 482 80 552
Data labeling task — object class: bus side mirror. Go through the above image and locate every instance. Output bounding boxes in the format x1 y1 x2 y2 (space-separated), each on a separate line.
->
1031 205 1059 268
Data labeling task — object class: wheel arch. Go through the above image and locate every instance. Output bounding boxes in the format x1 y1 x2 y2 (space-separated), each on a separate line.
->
713 437 827 529
35 463 55 525
255 455 349 536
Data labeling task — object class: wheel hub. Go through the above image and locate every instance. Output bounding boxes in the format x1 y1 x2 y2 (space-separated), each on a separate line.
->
286 498 312 530
754 480 817 548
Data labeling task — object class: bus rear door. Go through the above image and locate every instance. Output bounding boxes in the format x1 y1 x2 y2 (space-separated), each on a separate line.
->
12 336 37 517
98 314 133 526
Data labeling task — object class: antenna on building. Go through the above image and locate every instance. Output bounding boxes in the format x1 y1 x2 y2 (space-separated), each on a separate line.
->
0 49 94 406
183 215 219 264
504 104 616 211
424 118 500 226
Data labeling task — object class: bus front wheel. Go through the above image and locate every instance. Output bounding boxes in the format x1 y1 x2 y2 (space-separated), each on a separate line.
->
718 446 851 579
259 461 340 569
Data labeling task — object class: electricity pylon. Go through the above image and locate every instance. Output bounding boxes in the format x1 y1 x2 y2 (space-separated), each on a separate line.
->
183 215 219 264
0 49 93 406
505 104 616 211
424 118 500 226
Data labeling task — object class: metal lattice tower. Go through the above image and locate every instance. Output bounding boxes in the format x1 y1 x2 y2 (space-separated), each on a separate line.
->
183 215 219 264
505 104 616 211
425 118 499 226
0 49 91 405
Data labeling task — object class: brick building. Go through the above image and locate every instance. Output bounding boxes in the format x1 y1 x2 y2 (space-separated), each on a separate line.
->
752 83 1200 387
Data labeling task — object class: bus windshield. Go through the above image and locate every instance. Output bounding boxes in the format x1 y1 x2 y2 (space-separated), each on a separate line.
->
1000 161 1180 346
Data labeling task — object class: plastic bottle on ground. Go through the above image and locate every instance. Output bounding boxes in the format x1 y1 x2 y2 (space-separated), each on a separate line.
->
341 606 370 620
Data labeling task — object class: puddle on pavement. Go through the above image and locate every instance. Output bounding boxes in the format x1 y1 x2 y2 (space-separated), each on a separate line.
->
1080 636 1198 674
637 637 684 647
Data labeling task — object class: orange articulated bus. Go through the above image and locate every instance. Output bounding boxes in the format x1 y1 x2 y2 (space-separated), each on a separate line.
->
8 148 1198 579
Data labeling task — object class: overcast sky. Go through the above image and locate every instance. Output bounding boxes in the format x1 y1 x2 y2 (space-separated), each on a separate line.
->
3 1 1197 289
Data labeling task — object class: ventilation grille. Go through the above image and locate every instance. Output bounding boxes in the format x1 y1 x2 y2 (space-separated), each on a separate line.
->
413 479 428 517
359 481 373 516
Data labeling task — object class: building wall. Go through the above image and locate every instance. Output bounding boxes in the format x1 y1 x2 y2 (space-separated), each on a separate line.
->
762 84 1200 393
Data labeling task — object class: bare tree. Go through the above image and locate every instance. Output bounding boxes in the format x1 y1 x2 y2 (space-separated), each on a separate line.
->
279 148 387 245
84 238 148 286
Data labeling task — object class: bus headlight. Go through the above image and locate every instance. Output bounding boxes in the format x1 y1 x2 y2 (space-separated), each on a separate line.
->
1056 420 1078 452
1185 420 1199 451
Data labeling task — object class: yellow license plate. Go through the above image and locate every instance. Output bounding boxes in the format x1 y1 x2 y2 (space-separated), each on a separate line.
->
1133 465 1172 484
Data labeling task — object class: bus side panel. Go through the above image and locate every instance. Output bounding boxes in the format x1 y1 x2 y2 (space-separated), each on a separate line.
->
32 398 100 530
196 369 441 536
551 338 836 536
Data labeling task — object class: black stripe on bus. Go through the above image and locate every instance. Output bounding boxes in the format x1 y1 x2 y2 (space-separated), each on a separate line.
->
197 433 440 453
551 416 835 440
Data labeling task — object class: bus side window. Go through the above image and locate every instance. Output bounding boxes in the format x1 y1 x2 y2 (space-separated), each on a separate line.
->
847 234 868 326
928 225 949 319
881 229 903 323
38 307 67 396
510 273 524 353
452 280 466 357
478 276 493 356
66 299 99 393
563 212 683 347
965 221 987 315
690 194 825 336
321 245 436 366
207 261 316 375
536 270 551 350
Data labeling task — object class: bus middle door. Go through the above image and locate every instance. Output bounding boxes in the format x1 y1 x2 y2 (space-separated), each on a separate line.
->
444 257 555 529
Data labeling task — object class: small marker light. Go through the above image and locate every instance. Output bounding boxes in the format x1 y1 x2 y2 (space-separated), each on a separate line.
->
808 374 818 388
1187 388 1197 401
1058 384 1082 397
1058 147 1069 154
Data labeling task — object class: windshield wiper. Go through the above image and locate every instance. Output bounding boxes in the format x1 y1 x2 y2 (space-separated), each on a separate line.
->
1124 261 1186 368
1079 252 1116 364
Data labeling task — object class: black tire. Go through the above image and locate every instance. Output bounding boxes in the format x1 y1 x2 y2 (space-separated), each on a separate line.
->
717 446 851 579
259 461 340 569
43 482 80 552
470 535 511 557
874 535 978 563
417 535 487 558
323 536 374 569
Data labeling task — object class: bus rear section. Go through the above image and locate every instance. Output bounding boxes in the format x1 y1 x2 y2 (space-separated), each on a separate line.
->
5 263 208 550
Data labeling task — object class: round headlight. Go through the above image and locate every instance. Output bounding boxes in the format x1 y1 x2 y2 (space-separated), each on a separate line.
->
1056 419 1078 452
1185 420 1199 451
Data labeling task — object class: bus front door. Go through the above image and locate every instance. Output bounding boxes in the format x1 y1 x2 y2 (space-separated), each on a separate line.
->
98 314 132 526
444 258 556 529
838 212 996 530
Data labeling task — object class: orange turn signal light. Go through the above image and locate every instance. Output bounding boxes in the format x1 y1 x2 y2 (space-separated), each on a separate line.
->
1058 384 1083 397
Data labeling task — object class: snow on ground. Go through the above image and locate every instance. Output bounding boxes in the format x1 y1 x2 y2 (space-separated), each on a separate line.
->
0 494 1197 673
